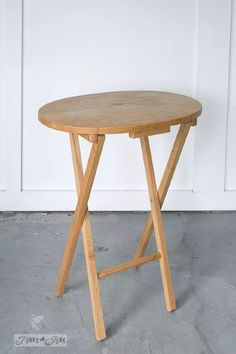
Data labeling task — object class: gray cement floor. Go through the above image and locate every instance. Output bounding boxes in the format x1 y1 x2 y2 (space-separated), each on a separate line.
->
0 212 236 354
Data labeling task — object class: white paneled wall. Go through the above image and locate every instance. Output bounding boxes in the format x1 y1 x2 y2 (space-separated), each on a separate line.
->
0 0 235 211
0 0 6 191
226 0 236 190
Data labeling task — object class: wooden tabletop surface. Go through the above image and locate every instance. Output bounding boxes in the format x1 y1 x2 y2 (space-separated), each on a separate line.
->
38 91 202 135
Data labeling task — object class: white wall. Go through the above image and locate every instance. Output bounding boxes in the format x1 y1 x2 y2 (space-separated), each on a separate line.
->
0 0 235 211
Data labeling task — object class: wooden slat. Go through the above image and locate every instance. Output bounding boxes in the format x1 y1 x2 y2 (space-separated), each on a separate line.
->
98 252 161 279
55 135 105 298
129 126 170 139
140 135 176 312
79 134 98 143
159 123 192 203
69 133 106 341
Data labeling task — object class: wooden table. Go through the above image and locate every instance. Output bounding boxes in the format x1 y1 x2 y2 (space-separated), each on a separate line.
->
39 91 202 341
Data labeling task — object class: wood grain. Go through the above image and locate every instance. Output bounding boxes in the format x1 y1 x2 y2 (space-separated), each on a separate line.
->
140 135 176 312
41 91 203 340
39 91 202 135
98 252 161 279
55 135 105 297
134 123 192 260
69 133 106 341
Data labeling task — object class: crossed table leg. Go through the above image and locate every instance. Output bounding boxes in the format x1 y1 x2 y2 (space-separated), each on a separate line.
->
56 133 106 341
55 122 193 341
133 123 192 261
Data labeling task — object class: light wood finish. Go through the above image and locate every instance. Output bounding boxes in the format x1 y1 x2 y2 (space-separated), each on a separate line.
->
79 134 98 143
69 133 106 341
55 134 105 297
39 91 202 135
133 214 154 265
98 252 161 279
39 91 202 340
133 123 192 261
129 126 170 139
140 135 176 311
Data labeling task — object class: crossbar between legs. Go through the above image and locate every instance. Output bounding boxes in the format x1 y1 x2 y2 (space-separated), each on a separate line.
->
98 252 161 279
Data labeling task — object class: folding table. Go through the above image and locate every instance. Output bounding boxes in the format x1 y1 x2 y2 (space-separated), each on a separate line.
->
39 91 202 341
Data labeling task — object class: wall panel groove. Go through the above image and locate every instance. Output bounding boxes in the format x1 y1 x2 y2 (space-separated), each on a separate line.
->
5 0 23 193
225 0 236 191
193 0 232 193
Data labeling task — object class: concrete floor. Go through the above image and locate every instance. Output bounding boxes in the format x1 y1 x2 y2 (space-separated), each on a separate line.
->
0 212 236 354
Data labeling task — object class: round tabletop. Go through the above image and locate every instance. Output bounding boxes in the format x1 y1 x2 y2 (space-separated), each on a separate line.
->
38 91 202 135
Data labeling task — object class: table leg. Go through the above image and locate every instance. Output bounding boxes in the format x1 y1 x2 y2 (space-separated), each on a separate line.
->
55 135 105 299
70 133 106 341
133 123 191 261
140 135 176 311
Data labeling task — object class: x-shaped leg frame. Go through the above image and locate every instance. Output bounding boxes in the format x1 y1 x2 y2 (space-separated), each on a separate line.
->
133 123 192 265
55 122 193 341
131 122 194 315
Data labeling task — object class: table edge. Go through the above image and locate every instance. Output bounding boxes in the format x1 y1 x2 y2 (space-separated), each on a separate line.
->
38 110 201 135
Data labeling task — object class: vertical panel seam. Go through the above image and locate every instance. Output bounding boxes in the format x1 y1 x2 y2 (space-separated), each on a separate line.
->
192 0 200 193
224 0 233 191
20 0 24 191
